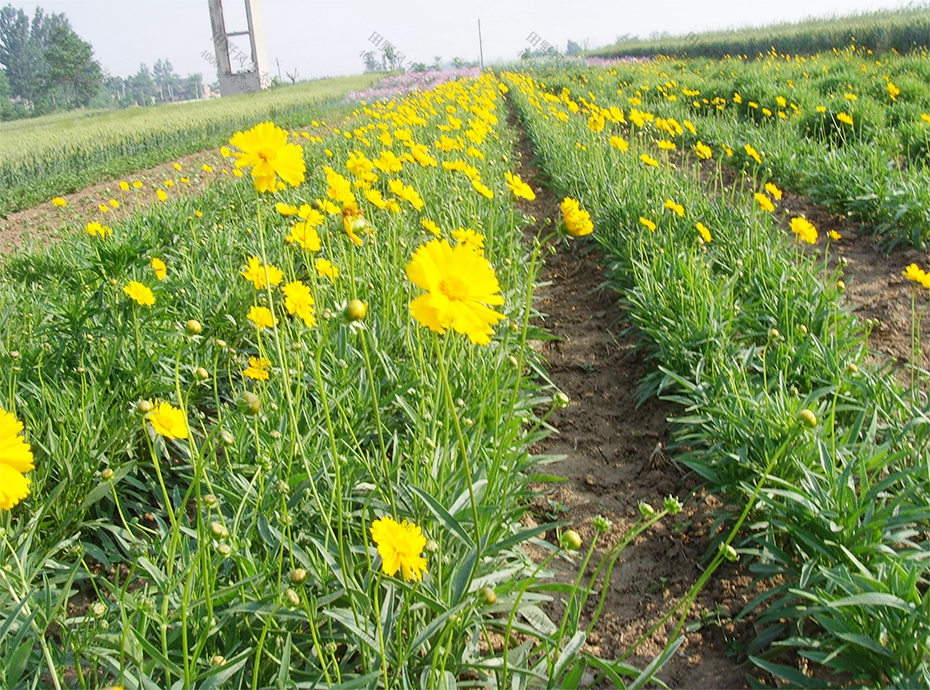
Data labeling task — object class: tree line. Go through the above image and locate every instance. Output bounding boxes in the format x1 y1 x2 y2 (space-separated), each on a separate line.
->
0 4 207 121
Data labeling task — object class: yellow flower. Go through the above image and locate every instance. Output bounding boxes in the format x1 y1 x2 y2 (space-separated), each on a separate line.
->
828 230 842 241
156 190 168 202
146 402 188 439
421 219 442 237
755 193 775 212
451 228 485 253
51 197 67 207
342 204 368 246
609 136 629 152
98 204 109 213
903 263 930 288
324 167 356 206
370 515 428 582
84 222 111 238
242 356 271 381
240 257 284 289
282 280 316 327
298 204 325 225
406 238 505 345
124 281 155 306
119 181 130 191
640 153 659 167
0 408 34 510
560 197 594 237
744 144 762 164
657 139 676 151
837 112 854 126
887 82 900 100
315 258 339 281
504 171 535 201
696 222 712 243
164 180 174 188
389 179 425 209
276 203 298 217
790 216 818 244
285 222 321 252
132 180 144 189
764 182 783 200
693 141 713 159
151 257 167 280
844 93 857 101
921 113 930 124
247 305 278 330
663 199 685 217
229 121 306 193
470 179 494 199
173 162 183 171
109 199 120 208
816 105 827 113
639 217 657 232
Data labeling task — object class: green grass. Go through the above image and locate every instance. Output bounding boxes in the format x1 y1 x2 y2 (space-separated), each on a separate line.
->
0 74 379 218
590 6 930 59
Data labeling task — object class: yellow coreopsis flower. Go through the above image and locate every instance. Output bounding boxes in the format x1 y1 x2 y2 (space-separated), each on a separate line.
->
146 401 188 440
51 196 67 207
664 199 685 217
229 121 306 193
315 258 339 281
887 82 900 101
119 181 130 192
639 217 657 232
389 179 425 210
837 112 854 126
370 516 428 582
324 167 356 206
156 190 168 202
243 356 271 381
247 305 278 330
696 222 712 243
561 197 594 237
451 228 485 253
745 144 762 164
285 223 321 252
421 218 442 237
640 153 659 167
0 408 35 510
276 203 298 217
693 141 713 160
657 139 676 151
470 179 494 199
151 257 167 280
406 238 505 345
755 193 775 212
765 182 783 200
790 217 818 244
828 230 842 241
240 257 284 289
903 263 930 288
282 280 316 327
124 281 155 306
504 171 535 201
610 136 629 152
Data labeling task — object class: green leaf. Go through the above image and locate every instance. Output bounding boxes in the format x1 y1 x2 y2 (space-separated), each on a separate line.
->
552 631 586 683
410 486 474 548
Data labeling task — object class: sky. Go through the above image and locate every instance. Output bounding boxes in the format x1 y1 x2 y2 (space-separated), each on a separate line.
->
7 0 921 82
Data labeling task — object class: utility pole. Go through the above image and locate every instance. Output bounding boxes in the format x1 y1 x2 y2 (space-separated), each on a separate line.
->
277 58 281 81
478 19 485 69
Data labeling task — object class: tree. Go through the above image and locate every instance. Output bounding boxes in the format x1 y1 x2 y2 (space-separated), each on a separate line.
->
127 63 157 106
566 40 582 56
360 50 381 73
152 58 181 102
44 23 101 108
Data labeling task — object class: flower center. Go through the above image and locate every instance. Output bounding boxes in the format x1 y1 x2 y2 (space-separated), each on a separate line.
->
439 275 469 302
256 147 277 163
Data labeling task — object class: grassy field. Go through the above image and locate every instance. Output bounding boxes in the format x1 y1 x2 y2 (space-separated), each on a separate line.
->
0 74 379 217
591 6 930 59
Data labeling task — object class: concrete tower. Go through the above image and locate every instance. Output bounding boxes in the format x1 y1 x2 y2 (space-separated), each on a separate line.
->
207 0 270 96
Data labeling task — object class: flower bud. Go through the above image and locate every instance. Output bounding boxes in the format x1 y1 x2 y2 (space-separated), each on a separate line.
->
481 587 498 604
593 515 612 533
138 399 154 414
203 493 218 507
345 299 368 321
220 429 235 446
215 339 227 349
216 543 231 556
284 588 300 608
212 656 226 666
290 568 308 584
561 529 582 551
185 319 203 335
239 391 261 415
663 495 683 515
210 521 229 539
798 409 818 428
195 366 209 381
638 501 655 518
719 543 739 562
100 468 114 481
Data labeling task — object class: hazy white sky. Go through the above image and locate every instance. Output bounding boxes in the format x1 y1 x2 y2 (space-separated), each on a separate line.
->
7 0 920 81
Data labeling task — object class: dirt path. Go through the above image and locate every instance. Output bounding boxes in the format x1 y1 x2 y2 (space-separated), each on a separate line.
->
510 118 754 687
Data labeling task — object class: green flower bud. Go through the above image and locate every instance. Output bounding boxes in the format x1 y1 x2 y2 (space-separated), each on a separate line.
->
561 529 582 550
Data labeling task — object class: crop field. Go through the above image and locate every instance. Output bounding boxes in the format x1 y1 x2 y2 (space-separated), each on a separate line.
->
0 36 929 690
0 74 379 218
